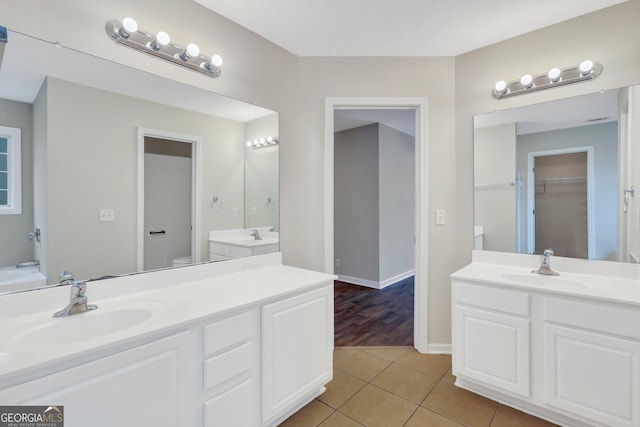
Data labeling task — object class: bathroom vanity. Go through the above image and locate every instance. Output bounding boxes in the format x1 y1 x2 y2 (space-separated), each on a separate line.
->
0 253 333 427
451 251 640 427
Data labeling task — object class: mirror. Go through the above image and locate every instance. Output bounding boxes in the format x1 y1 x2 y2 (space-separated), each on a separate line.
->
474 85 640 263
0 30 279 293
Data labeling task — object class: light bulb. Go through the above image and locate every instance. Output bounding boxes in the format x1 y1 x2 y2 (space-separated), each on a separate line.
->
494 80 507 93
156 31 170 46
246 141 252 147
122 17 138 35
520 74 533 87
266 136 274 143
548 67 561 82
186 43 199 57
259 138 266 144
253 140 259 146
211 55 223 67
579 60 594 75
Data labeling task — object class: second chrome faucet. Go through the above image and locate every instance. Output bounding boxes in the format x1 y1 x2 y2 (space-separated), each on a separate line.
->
53 271 98 317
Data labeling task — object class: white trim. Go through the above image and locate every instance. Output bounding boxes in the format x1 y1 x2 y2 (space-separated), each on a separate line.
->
338 269 415 290
137 128 202 272
324 97 429 354
0 126 22 215
526 146 595 257
426 343 452 354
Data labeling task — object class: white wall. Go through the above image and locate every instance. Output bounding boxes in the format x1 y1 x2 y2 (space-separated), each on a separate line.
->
32 81 49 279
517 123 618 260
43 78 245 281
0 98 34 267
244 113 279 230
474 123 517 253
2 0 638 347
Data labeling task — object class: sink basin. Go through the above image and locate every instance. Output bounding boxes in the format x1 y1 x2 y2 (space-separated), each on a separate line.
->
4 300 165 353
502 273 587 290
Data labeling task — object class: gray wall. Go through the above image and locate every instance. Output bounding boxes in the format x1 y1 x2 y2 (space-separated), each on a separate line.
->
379 124 415 283
0 98 34 267
334 123 414 287
42 77 245 281
2 0 639 346
334 124 380 283
517 122 618 260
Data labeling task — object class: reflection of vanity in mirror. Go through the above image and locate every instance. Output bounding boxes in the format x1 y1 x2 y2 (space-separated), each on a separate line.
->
474 85 640 263
0 30 280 293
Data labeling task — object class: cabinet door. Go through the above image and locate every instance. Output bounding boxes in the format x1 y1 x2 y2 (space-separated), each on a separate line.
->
544 324 640 427
454 306 530 397
0 332 188 427
262 285 333 424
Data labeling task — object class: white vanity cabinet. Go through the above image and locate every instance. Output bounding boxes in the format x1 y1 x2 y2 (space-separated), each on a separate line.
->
0 332 192 427
262 286 334 426
452 273 640 427
543 297 640 427
452 281 531 398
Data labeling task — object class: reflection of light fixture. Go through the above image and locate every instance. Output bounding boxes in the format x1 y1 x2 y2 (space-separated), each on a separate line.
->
105 18 223 78
493 60 602 99
246 136 279 149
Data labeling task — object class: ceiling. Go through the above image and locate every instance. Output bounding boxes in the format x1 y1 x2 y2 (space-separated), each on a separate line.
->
193 0 627 56
335 109 415 137
0 31 273 123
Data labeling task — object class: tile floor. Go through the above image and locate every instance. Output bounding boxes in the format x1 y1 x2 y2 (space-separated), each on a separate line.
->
280 347 557 427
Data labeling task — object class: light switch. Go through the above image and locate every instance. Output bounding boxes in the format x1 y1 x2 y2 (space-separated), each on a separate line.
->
99 209 115 222
435 209 446 225
232 207 238 217
251 206 257 216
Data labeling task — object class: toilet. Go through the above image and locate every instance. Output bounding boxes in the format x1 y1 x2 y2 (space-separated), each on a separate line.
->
171 256 192 267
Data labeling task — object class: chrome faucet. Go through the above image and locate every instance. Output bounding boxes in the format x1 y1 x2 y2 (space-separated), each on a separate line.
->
53 281 98 318
250 229 262 240
532 248 559 276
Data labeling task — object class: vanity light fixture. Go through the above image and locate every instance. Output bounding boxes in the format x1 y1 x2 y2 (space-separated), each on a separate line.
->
106 17 223 78
492 60 602 99
246 136 279 149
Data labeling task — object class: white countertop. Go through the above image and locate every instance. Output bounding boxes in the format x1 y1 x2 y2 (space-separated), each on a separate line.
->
0 253 335 383
452 251 640 306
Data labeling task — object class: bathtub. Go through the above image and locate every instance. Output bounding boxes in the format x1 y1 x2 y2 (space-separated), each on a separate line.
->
0 266 47 294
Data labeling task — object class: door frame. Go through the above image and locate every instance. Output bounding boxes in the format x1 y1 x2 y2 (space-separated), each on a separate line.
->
526 146 594 258
324 97 430 353
137 127 202 272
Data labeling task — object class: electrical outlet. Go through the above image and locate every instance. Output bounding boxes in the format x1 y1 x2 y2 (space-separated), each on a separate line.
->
335 259 340 267
435 209 446 225
99 209 115 222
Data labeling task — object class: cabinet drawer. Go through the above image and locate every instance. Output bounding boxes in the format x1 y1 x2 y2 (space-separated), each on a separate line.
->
204 378 256 427
454 281 530 316
545 297 640 340
204 342 252 391
203 311 253 356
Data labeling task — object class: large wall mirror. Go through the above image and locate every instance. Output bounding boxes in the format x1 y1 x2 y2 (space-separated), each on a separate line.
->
474 85 640 263
0 30 279 294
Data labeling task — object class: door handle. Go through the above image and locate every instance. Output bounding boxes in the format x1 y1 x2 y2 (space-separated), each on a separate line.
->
149 230 166 235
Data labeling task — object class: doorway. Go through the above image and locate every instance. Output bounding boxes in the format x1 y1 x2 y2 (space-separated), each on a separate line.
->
137 128 202 272
325 98 429 353
527 147 594 258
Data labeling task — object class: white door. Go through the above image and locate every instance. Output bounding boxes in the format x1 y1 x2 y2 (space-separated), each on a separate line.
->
143 137 192 270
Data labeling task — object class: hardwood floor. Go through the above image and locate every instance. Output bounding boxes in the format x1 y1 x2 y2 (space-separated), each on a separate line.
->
334 277 414 346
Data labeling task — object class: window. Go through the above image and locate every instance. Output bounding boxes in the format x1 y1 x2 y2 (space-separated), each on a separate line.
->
0 126 22 214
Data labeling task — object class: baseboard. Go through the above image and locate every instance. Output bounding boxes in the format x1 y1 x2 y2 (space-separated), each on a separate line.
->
337 269 415 290
426 343 451 354
337 275 381 289
379 269 415 288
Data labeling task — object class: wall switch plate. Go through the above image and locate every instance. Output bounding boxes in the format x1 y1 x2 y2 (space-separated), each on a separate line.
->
435 209 446 225
335 259 340 267
251 206 257 216
232 207 238 217
99 209 115 222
